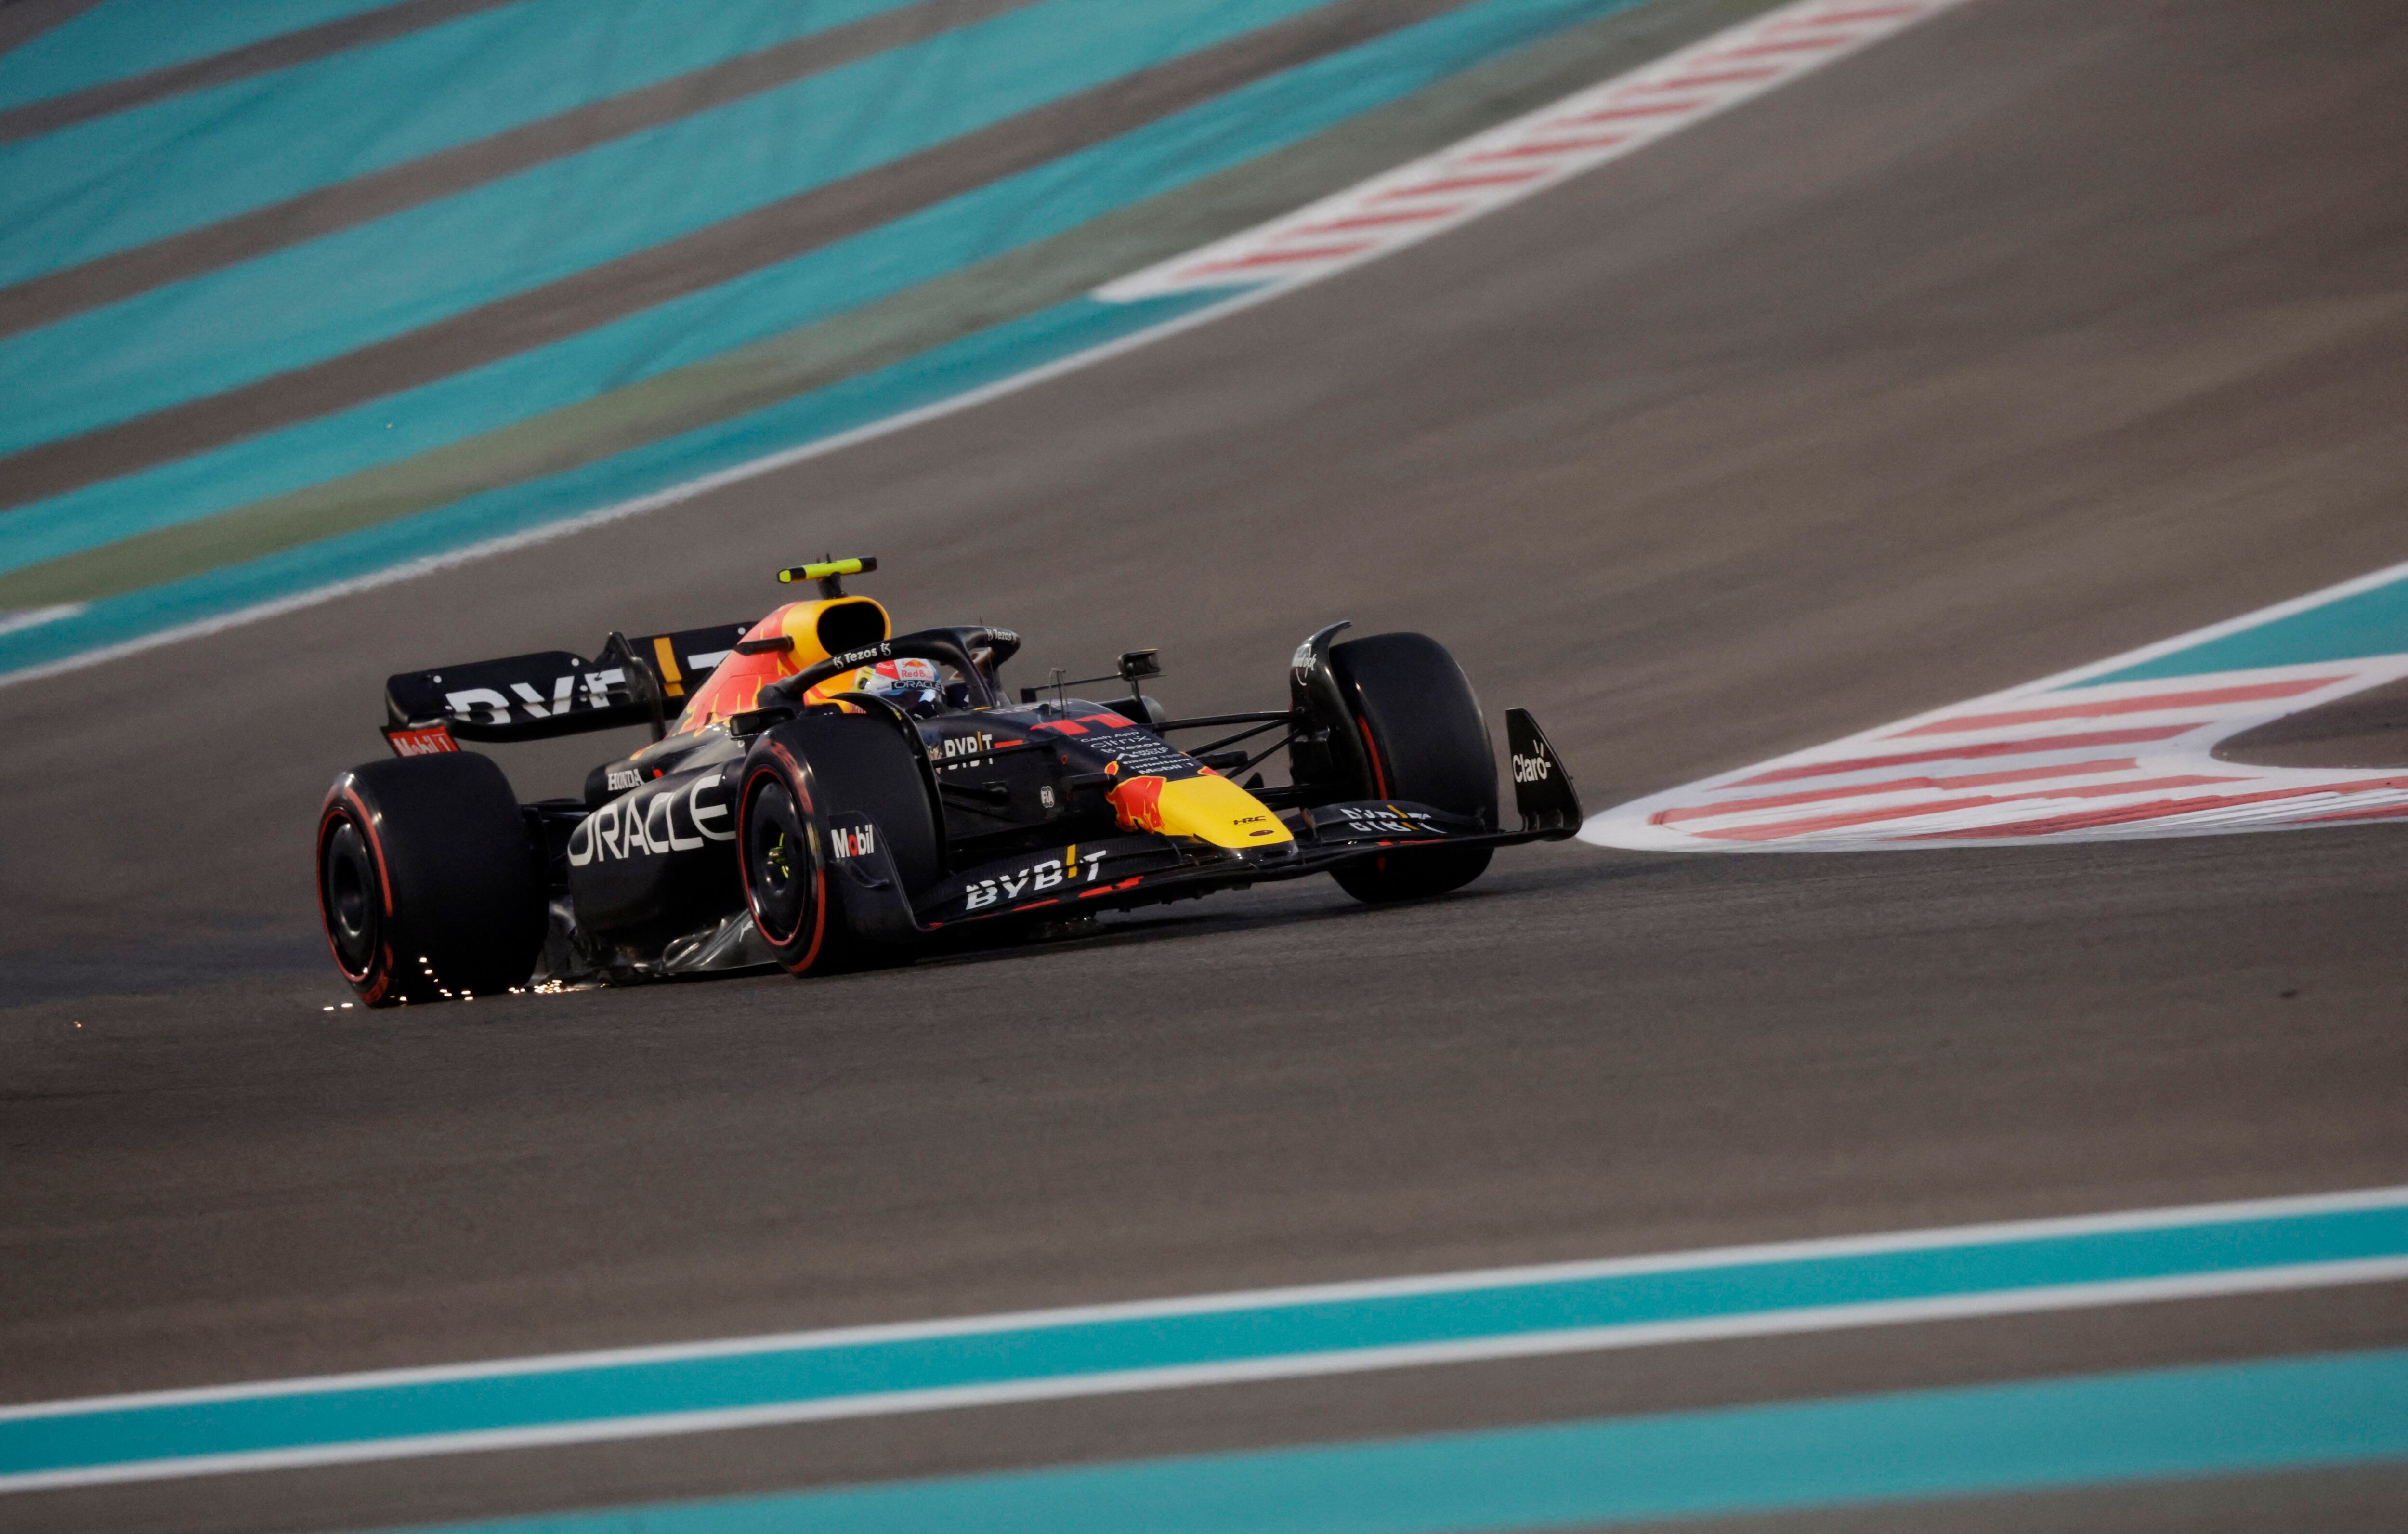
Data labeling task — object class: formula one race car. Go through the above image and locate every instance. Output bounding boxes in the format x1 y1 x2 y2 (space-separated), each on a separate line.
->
316 559 1581 1004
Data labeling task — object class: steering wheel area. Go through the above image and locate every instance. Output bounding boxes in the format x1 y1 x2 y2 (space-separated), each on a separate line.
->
762 626 1020 713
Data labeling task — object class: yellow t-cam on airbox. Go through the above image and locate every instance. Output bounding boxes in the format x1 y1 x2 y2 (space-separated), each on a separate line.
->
761 557 887 664
768 555 888 676
779 556 877 597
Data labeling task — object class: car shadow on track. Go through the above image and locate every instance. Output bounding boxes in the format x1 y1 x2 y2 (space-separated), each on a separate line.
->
889 847 1678 976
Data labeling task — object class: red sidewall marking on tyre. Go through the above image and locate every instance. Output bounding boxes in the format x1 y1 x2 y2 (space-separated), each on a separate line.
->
316 786 392 990
314 809 371 984
1358 716 1390 799
741 753 829 971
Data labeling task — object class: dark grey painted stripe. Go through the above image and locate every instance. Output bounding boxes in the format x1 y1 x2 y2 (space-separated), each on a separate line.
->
0 0 1467 510
0 0 107 66
0 0 1046 341
0 0 521 143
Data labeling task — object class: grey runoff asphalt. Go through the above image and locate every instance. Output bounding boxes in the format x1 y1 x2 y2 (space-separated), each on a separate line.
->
1 0 2405 1528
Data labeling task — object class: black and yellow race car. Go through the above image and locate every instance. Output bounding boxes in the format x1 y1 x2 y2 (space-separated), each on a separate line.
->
316 560 1581 1004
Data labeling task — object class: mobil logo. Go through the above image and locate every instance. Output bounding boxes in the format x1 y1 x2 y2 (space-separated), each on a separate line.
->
1108 774 1169 833
831 824 877 860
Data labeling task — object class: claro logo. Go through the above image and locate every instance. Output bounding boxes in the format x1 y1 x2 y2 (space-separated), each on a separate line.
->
1511 748 1553 783
567 775 734 865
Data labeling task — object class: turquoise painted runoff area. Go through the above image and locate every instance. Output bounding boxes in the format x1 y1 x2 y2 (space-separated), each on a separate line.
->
391 1349 2408 1534
0 292 1228 677
5 1196 2405 1481
2071 570 2408 687
0 0 402 110
0 0 1645 577
0 0 1335 459
0 0 932 287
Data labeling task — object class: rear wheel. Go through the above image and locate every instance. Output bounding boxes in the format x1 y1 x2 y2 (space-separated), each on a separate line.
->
1325 632 1497 903
317 753 545 1005
738 714 941 975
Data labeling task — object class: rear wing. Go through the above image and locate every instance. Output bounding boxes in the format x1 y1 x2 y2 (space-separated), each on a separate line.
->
382 623 750 751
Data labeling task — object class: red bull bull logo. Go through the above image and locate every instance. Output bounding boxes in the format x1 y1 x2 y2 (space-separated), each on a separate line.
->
1105 773 1298 848
1109 774 1170 833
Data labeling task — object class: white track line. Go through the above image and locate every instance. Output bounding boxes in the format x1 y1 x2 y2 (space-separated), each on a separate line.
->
13 1257 2408 1494
15 1184 2403 1417
7 1184 2408 1494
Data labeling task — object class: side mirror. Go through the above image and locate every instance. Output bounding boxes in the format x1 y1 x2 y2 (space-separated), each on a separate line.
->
1118 649 1163 685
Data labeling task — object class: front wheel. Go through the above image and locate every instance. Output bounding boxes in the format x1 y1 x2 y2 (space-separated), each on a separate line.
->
738 714 941 975
1325 631 1496 903
738 762 828 969
317 753 545 1005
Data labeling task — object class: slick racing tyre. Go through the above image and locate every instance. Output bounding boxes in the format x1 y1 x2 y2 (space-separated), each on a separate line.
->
1326 631 1498 903
317 753 546 1005
738 714 941 976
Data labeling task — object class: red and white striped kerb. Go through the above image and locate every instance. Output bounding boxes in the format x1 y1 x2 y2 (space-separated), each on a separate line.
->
1099 0 1976 301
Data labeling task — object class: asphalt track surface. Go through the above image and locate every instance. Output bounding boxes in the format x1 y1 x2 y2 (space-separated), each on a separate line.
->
4 0 2408 1528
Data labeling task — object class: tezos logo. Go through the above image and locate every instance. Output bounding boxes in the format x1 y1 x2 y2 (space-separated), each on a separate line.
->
1512 748 1553 783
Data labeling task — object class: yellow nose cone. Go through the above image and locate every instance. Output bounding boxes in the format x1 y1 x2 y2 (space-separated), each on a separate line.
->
1150 774 1295 849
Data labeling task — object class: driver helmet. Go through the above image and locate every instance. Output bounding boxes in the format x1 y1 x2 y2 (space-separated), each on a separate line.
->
852 656 944 717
